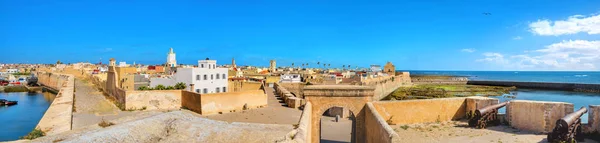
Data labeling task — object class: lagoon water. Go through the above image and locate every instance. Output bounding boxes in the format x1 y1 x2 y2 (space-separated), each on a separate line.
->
0 92 55 141
493 89 600 123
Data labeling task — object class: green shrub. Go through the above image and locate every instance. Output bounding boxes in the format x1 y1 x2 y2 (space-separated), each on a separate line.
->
174 82 187 90
20 128 45 140
166 86 175 90
154 85 166 90
4 86 29 92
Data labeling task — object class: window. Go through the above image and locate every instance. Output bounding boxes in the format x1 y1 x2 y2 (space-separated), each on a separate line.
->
201 64 204 68
213 64 216 69
196 89 200 93
196 75 200 80
203 88 208 94
204 75 207 80
216 74 220 79
211 74 214 80
216 87 220 93
222 87 226 92
222 74 226 79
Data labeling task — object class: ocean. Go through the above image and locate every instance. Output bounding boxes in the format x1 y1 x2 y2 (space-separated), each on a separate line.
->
404 70 600 123
406 71 600 84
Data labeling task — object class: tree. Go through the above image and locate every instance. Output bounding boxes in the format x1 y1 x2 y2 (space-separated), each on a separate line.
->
292 63 295 68
174 82 187 90
317 62 320 68
155 85 166 90
56 60 62 65
306 63 309 68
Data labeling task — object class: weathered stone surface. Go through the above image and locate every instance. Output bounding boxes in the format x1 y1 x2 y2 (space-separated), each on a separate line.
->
587 105 600 133
507 100 573 133
465 96 499 115
365 102 401 143
125 90 181 110
36 72 75 135
372 98 467 125
33 111 292 143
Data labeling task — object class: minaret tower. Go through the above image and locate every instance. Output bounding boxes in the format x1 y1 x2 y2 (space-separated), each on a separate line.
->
166 47 177 67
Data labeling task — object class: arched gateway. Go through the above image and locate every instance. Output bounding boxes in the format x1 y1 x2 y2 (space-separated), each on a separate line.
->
303 85 375 143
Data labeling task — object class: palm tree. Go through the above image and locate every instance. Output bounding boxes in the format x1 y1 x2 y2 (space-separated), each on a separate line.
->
317 62 320 68
306 63 309 68
302 63 305 68
343 65 346 70
292 63 295 68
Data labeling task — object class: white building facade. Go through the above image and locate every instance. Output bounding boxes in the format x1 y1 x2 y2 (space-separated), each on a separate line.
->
280 74 302 83
150 59 228 94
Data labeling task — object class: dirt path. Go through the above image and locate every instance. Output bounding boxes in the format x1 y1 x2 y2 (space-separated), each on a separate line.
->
203 86 302 124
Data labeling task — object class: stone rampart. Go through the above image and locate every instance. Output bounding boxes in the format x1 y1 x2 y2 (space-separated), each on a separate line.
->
372 97 468 124
181 90 268 115
278 82 305 98
274 83 306 108
468 80 600 93
36 72 75 135
586 105 600 133
361 75 412 101
125 90 181 110
507 100 573 133
465 96 500 115
365 102 401 143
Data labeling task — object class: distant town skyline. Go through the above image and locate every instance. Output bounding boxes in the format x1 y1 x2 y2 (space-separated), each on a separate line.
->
2 0 600 71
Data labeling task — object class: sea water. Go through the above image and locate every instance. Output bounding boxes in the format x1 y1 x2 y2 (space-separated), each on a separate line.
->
0 92 56 141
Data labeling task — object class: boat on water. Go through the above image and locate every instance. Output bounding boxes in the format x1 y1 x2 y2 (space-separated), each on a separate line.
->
0 99 18 106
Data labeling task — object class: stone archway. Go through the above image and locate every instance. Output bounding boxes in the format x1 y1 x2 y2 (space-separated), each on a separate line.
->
303 85 375 143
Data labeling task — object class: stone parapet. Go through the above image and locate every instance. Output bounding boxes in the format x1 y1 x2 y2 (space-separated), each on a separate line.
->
303 85 375 97
465 96 499 116
507 100 574 133
365 102 401 143
587 105 600 133
36 72 75 135
372 97 467 125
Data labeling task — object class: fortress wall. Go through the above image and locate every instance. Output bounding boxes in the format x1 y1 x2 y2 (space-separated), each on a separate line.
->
587 105 600 133
468 80 600 93
362 75 412 101
181 90 268 115
125 90 182 110
365 102 401 143
372 97 468 124
36 72 75 135
507 100 573 133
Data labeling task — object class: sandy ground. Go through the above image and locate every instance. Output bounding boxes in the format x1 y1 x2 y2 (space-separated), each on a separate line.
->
202 86 302 125
391 121 598 143
71 79 159 129
321 116 353 143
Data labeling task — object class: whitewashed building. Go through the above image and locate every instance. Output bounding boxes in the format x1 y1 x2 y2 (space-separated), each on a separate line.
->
150 59 228 94
166 47 177 67
280 74 302 83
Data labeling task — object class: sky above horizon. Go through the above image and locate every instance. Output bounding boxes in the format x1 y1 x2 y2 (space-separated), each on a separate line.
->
2 0 600 71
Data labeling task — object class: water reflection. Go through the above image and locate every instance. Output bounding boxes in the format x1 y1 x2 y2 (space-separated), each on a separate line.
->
0 92 56 141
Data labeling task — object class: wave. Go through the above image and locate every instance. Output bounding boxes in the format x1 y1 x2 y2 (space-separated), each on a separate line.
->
574 75 588 77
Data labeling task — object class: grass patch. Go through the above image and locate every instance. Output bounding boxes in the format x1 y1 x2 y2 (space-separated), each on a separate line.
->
385 84 516 101
20 128 45 140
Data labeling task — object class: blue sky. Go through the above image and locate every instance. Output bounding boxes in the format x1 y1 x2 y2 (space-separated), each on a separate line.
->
2 0 600 71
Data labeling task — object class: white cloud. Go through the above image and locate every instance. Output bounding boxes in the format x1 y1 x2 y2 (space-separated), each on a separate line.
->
477 40 600 70
512 36 522 40
461 48 476 53
529 14 600 36
476 52 508 64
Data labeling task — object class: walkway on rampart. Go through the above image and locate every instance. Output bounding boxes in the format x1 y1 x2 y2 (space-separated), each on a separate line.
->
203 86 302 124
71 78 138 129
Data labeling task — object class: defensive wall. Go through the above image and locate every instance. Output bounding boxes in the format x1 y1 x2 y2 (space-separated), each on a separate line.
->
36 72 75 135
274 82 305 108
468 80 600 93
181 89 268 115
360 74 412 101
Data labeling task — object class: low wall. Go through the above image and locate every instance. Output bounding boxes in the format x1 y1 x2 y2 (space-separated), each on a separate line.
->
587 105 600 133
125 90 181 110
361 75 412 101
181 90 268 115
291 102 312 143
507 100 573 133
278 83 305 98
465 96 499 115
36 72 75 135
372 98 468 124
228 81 263 92
365 102 401 143
468 80 600 93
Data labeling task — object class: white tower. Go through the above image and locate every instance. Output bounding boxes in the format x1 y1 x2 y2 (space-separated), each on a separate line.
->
167 47 177 67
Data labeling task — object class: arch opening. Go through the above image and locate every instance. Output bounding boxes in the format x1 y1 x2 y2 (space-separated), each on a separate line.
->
320 106 356 143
